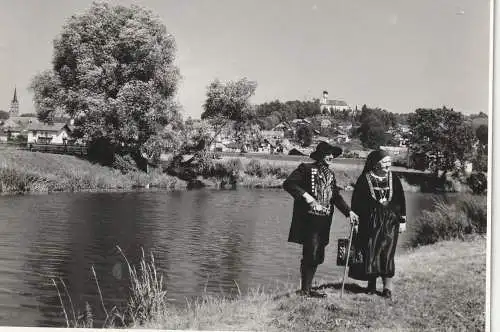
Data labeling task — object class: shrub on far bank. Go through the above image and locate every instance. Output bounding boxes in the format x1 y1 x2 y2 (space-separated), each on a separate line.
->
244 159 292 179
410 195 487 247
467 173 487 195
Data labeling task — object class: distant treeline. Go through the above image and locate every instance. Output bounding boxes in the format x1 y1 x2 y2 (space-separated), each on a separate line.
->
249 99 413 131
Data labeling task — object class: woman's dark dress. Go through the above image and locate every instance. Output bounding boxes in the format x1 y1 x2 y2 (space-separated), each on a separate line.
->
348 171 406 281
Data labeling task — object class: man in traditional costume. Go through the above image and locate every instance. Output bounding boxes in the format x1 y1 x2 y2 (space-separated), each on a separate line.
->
283 141 359 298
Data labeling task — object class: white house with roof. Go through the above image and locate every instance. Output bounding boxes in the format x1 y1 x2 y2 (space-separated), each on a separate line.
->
26 122 72 144
320 91 351 113
291 118 311 126
320 119 332 128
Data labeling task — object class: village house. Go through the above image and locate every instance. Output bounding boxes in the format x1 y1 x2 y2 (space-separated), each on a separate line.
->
291 118 311 126
1 118 23 139
261 130 284 140
338 122 353 132
272 122 292 131
26 122 72 144
0 128 8 142
320 118 332 128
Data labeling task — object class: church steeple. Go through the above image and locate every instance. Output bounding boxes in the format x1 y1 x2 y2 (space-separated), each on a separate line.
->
9 87 19 116
12 87 17 103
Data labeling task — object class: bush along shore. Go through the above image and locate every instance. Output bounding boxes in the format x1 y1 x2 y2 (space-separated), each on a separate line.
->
53 194 486 330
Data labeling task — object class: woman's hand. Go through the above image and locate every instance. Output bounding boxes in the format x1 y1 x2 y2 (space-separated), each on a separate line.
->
349 211 359 232
349 211 359 224
399 216 407 233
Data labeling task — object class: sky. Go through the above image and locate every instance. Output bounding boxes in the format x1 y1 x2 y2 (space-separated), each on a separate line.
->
0 0 492 119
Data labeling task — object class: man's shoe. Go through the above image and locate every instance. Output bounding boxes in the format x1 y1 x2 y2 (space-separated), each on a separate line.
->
298 289 326 298
366 287 376 295
308 290 327 298
382 288 392 299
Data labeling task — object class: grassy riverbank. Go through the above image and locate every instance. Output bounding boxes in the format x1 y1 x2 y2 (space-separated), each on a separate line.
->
0 149 186 194
0 149 365 194
0 149 463 194
64 237 485 330
137 237 485 331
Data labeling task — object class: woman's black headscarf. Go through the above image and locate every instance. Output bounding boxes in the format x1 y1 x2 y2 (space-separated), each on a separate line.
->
362 149 390 174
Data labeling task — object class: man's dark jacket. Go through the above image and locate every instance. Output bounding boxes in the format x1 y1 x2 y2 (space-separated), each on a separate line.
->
283 162 351 246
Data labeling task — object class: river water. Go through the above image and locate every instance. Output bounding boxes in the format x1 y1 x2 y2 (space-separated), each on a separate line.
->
0 188 445 327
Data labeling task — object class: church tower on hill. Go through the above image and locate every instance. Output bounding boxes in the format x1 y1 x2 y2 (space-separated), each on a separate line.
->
9 87 19 116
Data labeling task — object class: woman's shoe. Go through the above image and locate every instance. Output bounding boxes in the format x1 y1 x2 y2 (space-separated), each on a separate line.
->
382 288 392 299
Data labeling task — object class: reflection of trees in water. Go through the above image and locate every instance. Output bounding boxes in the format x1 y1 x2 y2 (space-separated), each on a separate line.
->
145 189 262 302
193 190 261 298
20 196 74 327
23 193 156 327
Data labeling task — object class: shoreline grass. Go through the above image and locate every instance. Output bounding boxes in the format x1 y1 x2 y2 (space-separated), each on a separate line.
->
410 194 487 247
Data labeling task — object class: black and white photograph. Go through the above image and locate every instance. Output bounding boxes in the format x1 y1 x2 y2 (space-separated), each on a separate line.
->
0 0 493 330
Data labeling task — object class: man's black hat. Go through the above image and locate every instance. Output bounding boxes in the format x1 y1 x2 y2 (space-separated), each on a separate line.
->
310 141 342 161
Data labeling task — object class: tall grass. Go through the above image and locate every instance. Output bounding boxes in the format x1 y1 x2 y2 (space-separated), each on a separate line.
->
410 194 487 247
53 246 168 328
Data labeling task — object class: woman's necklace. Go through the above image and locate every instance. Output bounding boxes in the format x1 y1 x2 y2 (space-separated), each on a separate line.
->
370 171 389 204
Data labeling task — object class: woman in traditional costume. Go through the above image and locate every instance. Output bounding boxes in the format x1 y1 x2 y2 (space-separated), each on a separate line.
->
348 150 407 299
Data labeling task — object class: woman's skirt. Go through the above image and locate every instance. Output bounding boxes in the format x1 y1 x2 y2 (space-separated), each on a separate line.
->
348 204 400 281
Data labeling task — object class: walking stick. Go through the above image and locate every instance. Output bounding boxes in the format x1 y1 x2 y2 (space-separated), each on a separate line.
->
341 221 356 298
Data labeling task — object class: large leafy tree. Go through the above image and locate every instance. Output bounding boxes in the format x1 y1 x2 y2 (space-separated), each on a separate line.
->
408 107 475 173
30 2 181 166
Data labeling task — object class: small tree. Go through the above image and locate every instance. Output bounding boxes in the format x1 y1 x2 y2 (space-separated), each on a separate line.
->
202 78 257 121
201 77 257 149
408 107 475 173
359 114 388 149
476 124 488 147
296 125 313 147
